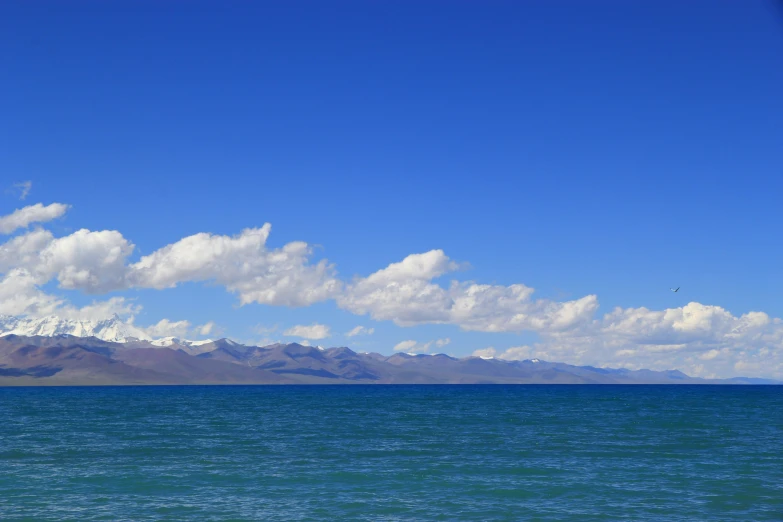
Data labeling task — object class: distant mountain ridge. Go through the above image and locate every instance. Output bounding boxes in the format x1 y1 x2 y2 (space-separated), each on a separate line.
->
0 315 779 386
0 332 779 386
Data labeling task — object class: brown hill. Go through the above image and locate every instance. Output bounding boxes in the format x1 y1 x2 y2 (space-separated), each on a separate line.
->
0 335 778 386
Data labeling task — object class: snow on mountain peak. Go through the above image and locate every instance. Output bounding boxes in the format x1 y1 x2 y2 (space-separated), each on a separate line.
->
0 314 220 346
0 314 151 343
150 337 214 347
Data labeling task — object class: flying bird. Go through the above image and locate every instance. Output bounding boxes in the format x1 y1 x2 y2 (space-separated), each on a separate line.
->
670 287 680 293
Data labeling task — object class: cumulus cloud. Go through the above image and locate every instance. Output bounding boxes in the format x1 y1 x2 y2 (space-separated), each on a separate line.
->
284 323 331 340
338 251 459 325
346 325 374 337
480 302 783 379
598 303 775 346
0 203 69 235
0 228 56 275
0 222 339 305
0 222 598 338
336 250 782 377
127 225 341 306
393 338 451 353
0 269 63 317
0 268 138 321
143 318 192 339
2 204 783 379
41 229 134 293
339 250 598 333
0 227 133 292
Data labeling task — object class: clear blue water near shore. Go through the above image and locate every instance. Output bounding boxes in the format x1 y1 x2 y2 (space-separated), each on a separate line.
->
0 385 781 521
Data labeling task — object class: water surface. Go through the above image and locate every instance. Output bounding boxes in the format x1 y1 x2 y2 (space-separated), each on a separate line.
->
1 385 781 521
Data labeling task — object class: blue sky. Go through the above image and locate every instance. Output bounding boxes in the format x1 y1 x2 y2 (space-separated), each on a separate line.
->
1 1 782 378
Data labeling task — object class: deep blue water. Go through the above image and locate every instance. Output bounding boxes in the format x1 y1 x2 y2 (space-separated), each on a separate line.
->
0 385 781 521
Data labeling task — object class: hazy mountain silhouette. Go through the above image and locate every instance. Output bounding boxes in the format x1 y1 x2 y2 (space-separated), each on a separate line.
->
0 335 778 386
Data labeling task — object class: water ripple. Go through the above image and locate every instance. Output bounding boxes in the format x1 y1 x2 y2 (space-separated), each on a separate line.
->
0 385 781 521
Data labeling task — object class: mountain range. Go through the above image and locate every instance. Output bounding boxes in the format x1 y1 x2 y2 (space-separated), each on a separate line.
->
0 316 779 385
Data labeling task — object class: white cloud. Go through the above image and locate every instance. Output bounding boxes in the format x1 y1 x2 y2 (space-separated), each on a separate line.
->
127 225 341 306
0 203 69 235
495 302 783 378
0 269 63 317
346 325 374 337
0 224 598 339
0 223 340 305
338 251 459 325
336 251 783 378
393 338 450 353
496 345 534 361
598 303 775 346
0 228 56 276
143 318 192 339
284 323 331 340
0 268 138 321
700 349 721 361
198 321 216 336
339 250 598 333
0 227 133 293
40 229 134 293
57 297 140 322
472 347 497 358
0 222 344 344
393 340 418 352
12 181 32 200
1 205 783 379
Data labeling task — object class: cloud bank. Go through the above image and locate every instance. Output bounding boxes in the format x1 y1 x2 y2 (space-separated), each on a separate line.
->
338 250 598 333
1 202 781 378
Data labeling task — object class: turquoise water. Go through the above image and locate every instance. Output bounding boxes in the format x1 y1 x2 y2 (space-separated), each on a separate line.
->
0 385 781 521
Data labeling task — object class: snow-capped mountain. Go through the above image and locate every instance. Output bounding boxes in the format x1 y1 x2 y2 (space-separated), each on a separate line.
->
150 337 214 348
0 314 152 343
0 316 778 385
